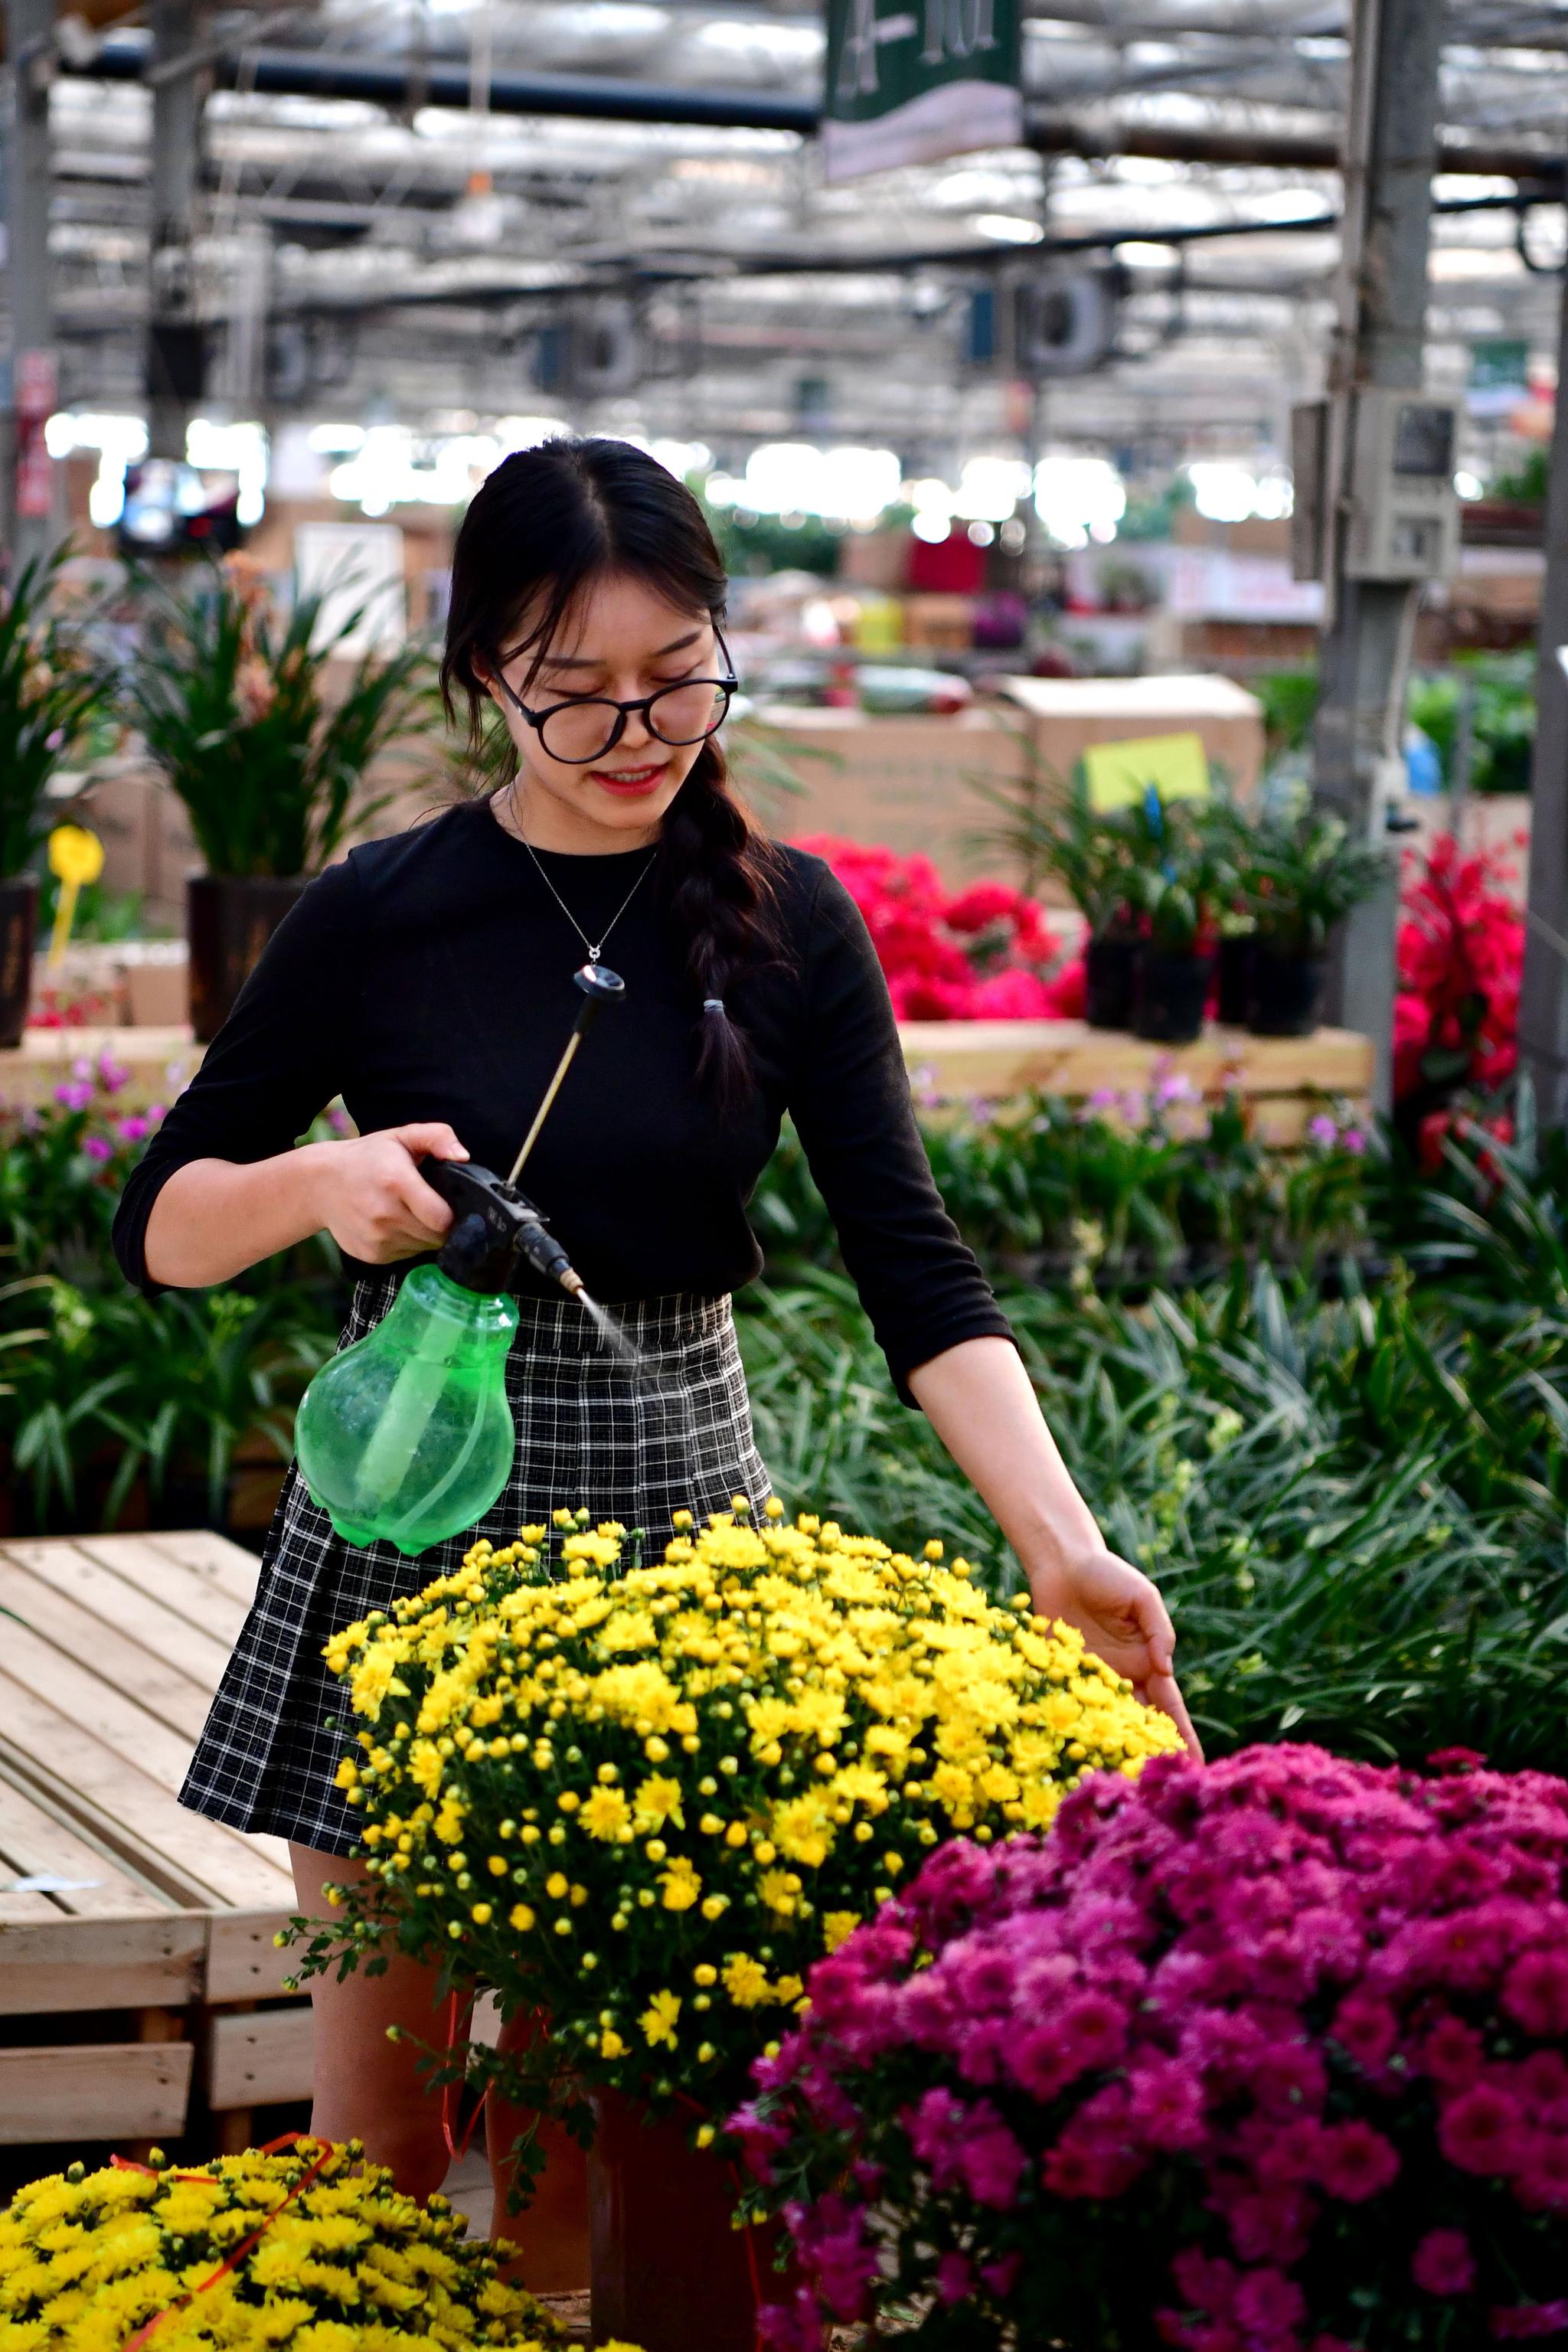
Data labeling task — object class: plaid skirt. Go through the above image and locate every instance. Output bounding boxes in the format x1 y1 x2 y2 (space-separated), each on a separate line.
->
180 1272 772 1857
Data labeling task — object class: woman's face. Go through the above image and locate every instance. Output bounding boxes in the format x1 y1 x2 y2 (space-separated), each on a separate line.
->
485 571 724 850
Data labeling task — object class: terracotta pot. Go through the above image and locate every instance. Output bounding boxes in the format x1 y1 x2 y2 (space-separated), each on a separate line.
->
589 2089 808 2352
1084 933 1139 1030
1132 946 1213 1045
187 873 309 1043
0 873 39 1047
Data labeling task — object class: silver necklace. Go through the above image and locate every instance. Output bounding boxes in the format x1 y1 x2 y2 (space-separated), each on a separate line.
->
505 789 657 965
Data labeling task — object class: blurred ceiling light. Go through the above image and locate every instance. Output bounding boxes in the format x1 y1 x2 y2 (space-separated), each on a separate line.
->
1186 460 1293 523
650 439 712 480
740 441 901 521
45 410 148 528
308 423 364 454
494 415 569 452
974 213 1045 244
188 418 270 526
1455 469 1485 500
956 455 1033 522
1115 240 1180 268
1033 453 1126 548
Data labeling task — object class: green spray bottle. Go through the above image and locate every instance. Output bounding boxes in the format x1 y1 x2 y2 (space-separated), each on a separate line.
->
293 963 625 1555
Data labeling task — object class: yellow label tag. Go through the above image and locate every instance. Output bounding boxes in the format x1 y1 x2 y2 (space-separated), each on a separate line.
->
1083 732 1211 812
47 824 106 887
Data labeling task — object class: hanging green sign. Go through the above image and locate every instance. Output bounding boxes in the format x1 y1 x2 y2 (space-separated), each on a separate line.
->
824 1 1024 182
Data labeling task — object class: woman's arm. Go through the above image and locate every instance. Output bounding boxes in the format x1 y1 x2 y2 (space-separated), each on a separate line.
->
908 1335 1201 1756
142 1123 469 1288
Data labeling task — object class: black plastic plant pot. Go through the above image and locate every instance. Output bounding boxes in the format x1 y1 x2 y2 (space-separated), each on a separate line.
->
1247 942 1325 1038
0 873 38 1048
1133 946 1213 1045
1085 933 1139 1030
1216 933 1254 1027
188 873 310 1043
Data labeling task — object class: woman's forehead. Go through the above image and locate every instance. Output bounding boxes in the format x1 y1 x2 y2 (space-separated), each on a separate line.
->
514 572 713 665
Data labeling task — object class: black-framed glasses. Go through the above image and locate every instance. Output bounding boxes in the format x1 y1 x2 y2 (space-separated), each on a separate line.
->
493 629 739 766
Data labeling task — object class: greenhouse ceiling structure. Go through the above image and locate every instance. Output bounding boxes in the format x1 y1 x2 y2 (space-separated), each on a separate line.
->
11 0 1568 466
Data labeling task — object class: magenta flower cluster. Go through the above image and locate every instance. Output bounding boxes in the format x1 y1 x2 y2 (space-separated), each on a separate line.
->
733 1746 1568 2352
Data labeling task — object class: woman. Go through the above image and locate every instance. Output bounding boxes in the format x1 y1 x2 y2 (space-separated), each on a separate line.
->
113 438 1196 2276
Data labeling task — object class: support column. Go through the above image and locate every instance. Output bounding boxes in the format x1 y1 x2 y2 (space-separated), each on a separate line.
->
4 0 57 569
1311 0 1444 1112
145 0 208 465
1517 264 1568 1129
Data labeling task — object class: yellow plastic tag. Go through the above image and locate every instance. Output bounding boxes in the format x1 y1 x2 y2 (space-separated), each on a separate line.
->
1083 731 1211 812
46 823 105 969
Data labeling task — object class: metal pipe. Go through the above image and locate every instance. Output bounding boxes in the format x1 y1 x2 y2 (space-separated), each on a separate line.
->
60 32 1568 181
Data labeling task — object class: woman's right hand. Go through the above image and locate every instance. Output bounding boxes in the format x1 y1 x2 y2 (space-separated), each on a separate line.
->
312 1122 471 1263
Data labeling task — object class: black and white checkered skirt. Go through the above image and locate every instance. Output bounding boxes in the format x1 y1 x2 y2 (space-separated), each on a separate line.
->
179 1272 772 1857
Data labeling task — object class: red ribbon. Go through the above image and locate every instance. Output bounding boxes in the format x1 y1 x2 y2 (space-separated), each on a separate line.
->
113 2131 335 2350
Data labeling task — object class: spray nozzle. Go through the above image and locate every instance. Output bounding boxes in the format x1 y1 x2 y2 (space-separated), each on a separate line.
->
420 1158 582 1298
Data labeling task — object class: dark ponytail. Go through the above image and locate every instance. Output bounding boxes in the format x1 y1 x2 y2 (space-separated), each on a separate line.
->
442 436 783 1112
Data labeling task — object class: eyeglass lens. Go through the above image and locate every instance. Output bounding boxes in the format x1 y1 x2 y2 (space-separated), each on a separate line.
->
539 681 730 763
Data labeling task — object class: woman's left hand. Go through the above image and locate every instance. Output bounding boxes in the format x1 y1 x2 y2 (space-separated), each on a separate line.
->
1032 1547 1204 1760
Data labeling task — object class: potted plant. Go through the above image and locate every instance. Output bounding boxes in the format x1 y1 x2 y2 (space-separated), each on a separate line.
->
288 1502 1181 2352
125 554 439 1040
0 549 113 1046
740 1744 1568 2352
985 782 1145 1027
1243 810 1387 1036
1122 793 1228 1045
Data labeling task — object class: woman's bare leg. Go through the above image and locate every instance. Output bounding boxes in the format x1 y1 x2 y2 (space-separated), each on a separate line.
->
486 2006 593 2293
289 1842 456 2202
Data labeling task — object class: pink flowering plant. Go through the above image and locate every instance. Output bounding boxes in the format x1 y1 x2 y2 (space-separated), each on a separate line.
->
734 1745 1568 2352
794 835 1084 1021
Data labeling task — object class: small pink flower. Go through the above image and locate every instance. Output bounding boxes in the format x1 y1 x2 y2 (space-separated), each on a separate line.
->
1440 2084 1531 2176
1503 1949 1568 2040
81 1135 114 1163
934 2252 972 2305
1490 2304 1568 2340
1313 2119 1400 2202
1412 2228 1476 2296
53 1081 92 1111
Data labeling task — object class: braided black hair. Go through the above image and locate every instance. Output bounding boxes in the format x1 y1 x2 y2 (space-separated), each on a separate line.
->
442 436 785 1112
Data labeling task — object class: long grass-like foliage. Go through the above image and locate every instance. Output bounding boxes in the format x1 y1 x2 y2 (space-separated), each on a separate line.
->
125 557 439 876
0 549 113 877
740 1109 1568 1774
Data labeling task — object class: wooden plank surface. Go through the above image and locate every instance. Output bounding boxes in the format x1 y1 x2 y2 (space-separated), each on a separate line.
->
2 1533 254 1648
0 1773 168 1919
0 1540 235 1689
0 1690 293 1912
206 1911 302 2005
0 1620 210 1794
0 2043 194 2143
0 1561 216 1744
900 1018 1375 1102
0 1915 204 2015
206 2003 315 2109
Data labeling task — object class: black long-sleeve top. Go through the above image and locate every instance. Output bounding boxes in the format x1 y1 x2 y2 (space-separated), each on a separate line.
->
110 796 1014 1404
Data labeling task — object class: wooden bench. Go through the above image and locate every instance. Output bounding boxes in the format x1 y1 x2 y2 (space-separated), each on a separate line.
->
0 1530 312 2154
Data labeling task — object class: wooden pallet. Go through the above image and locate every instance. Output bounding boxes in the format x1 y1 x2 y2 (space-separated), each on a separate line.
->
899 1018 1375 1145
0 1530 315 2151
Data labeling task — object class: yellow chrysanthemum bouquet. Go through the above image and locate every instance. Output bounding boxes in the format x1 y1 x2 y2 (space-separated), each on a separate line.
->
0 2138 606 2351
292 1499 1184 2143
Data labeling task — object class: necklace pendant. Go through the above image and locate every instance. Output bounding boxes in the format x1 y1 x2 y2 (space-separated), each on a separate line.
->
588 946 602 963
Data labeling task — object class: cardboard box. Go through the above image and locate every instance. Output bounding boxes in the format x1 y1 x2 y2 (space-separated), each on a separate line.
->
995 673 1266 799
901 594 975 652
739 705 1031 880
